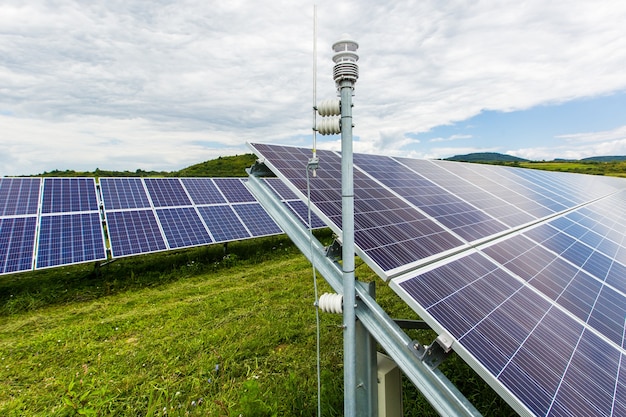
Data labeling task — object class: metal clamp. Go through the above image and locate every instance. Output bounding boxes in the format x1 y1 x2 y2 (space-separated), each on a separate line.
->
408 333 454 369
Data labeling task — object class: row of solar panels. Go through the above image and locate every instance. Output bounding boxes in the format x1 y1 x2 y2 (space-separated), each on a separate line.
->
249 143 626 417
0 177 325 275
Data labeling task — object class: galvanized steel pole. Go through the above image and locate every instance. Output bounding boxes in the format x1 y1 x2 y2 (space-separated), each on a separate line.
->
332 35 359 417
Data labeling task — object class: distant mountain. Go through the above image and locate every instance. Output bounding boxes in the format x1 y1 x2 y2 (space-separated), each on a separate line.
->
581 156 626 162
445 152 529 163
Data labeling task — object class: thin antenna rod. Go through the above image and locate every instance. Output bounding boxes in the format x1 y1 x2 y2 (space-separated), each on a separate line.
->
312 5 318 160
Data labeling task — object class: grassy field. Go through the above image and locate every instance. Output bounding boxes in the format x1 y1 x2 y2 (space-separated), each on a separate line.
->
517 160 626 177
0 232 515 416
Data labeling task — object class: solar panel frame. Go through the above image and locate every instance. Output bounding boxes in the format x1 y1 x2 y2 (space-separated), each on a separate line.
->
0 216 38 274
36 212 107 269
155 207 213 249
99 177 151 210
105 209 168 258
0 178 42 216
41 177 100 214
34 178 107 269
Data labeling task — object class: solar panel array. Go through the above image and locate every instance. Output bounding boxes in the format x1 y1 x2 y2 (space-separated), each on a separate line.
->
1 176 326 276
0 178 107 274
100 177 283 258
248 142 626 417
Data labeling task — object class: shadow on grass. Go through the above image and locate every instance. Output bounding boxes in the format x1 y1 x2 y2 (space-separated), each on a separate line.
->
1 229 334 316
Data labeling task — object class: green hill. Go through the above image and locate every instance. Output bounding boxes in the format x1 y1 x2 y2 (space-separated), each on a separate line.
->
581 155 626 162
445 152 528 163
173 153 257 177
32 153 258 178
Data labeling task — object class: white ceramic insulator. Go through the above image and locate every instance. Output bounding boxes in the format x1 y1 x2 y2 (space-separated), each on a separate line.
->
316 117 341 135
318 292 343 314
317 99 341 117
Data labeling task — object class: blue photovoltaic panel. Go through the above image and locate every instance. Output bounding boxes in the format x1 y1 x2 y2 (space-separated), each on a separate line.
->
354 153 509 242
249 143 626 417
36 213 106 268
181 178 226 205
144 178 191 207
197 205 251 243
0 178 41 216
394 158 535 228
156 207 212 249
213 178 255 203
285 200 327 229
100 178 150 210
233 203 283 237
106 210 167 257
263 177 327 230
263 177 299 200
249 143 463 276
392 191 626 417
0 217 37 274
41 178 99 214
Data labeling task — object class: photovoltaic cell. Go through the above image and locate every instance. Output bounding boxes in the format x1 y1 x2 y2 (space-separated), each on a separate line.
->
354 153 509 241
156 207 212 249
233 203 283 237
285 200 327 229
0 217 37 274
100 178 150 210
41 178 99 214
181 178 226 205
0 178 41 216
36 213 106 268
213 178 255 203
144 178 191 207
197 205 250 243
250 143 463 276
106 210 167 257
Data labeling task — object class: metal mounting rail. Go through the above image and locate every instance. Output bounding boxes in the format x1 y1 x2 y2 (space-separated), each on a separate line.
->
245 171 482 417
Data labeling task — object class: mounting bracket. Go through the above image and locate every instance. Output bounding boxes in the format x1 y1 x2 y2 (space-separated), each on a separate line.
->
326 239 342 262
247 160 275 177
409 333 454 369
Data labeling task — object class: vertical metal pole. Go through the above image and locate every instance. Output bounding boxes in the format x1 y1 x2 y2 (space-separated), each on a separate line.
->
340 77 357 417
356 281 378 415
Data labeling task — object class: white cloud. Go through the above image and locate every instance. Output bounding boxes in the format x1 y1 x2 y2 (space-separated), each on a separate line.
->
429 134 472 143
1 0 626 174
557 125 626 144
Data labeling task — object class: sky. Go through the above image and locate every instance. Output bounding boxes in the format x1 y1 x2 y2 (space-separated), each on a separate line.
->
1 1 626 176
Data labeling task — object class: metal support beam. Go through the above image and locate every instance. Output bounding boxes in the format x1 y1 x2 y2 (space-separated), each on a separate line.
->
356 281 378 415
245 173 482 417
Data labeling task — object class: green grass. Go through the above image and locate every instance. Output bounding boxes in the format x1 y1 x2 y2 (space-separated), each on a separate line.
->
1 233 514 416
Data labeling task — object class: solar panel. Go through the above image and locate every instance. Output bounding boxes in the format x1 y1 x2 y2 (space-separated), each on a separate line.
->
263 178 326 229
105 209 167 257
213 178 256 203
99 178 150 210
143 178 191 207
0 217 37 274
0 178 41 216
41 178 99 214
248 142 626 417
99 177 287 258
181 178 226 205
36 212 107 268
34 178 107 269
233 203 283 237
155 207 212 249
251 143 464 277
196 205 250 243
